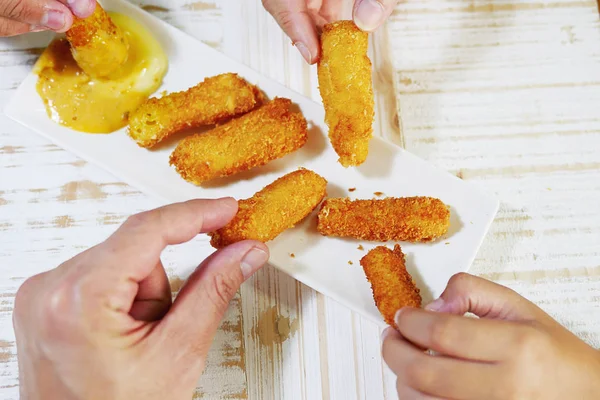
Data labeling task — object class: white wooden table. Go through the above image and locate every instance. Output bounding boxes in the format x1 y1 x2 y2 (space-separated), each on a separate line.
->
2 0 600 398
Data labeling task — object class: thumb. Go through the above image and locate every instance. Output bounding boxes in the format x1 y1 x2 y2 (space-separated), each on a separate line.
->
353 0 398 32
161 240 269 357
425 273 553 324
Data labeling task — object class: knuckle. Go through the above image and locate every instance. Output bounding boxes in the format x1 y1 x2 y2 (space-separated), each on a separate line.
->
43 282 71 321
38 272 85 335
207 273 240 311
35 284 70 338
261 0 273 11
273 9 295 30
448 272 472 289
2 0 27 20
0 15 25 36
124 211 154 228
13 275 40 322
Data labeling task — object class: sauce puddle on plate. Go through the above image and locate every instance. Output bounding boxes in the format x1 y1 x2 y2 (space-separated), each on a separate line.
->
35 12 168 133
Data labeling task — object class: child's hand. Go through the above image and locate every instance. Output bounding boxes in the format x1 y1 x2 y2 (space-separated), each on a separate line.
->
382 273 600 399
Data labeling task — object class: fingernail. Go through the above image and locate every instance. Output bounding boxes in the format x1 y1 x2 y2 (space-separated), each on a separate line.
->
240 247 268 279
41 10 66 30
68 0 93 18
354 0 385 32
394 308 405 328
294 42 312 64
29 25 47 33
381 326 392 343
425 297 445 312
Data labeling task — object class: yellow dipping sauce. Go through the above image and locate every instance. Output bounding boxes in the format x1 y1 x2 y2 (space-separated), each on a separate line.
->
34 13 168 133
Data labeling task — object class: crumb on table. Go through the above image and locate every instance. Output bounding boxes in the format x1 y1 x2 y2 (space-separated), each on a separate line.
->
358 244 364 251
348 260 353 265
290 253 295 258
374 191 384 196
348 188 356 192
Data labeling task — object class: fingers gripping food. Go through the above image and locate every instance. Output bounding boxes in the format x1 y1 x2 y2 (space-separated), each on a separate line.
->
128 73 264 148
209 169 328 248
65 3 129 78
317 197 450 242
360 245 422 328
317 20 374 167
170 98 308 184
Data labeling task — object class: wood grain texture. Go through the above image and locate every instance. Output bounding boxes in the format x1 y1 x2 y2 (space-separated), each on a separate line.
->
388 0 600 348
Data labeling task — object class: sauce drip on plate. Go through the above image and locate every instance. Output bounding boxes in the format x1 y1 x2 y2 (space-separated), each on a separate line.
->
35 13 168 133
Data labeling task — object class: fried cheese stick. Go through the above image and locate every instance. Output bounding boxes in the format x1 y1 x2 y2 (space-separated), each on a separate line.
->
360 245 422 328
317 197 450 242
209 169 328 248
128 73 264 148
170 98 308 185
65 3 129 79
317 20 374 167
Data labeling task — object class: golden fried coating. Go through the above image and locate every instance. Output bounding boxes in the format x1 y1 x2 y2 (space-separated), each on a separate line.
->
360 245 422 328
209 169 328 248
128 73 264 148
317 197 450 242
170 98 308 185
65 3 129 78
317 20 374 167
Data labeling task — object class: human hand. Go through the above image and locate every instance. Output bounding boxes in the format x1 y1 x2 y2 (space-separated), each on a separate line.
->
13 198 269 400
382 273 600 399
262 0 398 64
0 0 95 37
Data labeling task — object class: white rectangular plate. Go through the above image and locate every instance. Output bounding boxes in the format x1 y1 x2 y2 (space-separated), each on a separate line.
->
4 0 499 327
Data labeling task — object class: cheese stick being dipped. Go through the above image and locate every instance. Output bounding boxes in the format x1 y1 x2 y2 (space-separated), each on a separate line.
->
65 2 129 78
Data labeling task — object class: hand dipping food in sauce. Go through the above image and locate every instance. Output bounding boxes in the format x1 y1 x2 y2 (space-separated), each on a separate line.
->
34 3 168 133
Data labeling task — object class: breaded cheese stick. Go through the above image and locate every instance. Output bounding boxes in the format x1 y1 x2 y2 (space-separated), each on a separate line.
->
317 20 374 167
209 169 327 248
128 73 264 148
170 98 308 185
360 245 422 328
317 197 450 242
65 3 129 78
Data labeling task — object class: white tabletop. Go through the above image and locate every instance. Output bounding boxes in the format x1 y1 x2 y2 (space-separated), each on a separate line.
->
1 0 600 399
